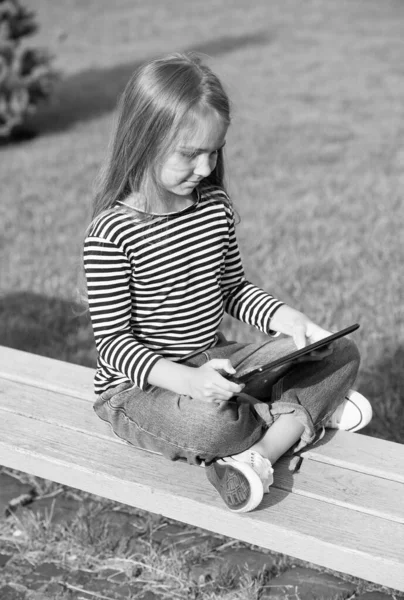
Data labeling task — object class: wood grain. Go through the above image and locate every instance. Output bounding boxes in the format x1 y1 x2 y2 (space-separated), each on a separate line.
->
1 345 404 591
0 345 94 400
302 431 404 484
0 345 403 481
1 409 404 590
2 378 404 525
275 456 404 524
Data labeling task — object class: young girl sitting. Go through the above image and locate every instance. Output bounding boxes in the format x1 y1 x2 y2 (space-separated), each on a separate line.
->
83 53 372 513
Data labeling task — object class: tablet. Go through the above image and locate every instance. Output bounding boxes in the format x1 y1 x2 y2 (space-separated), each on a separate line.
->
224 323 360 385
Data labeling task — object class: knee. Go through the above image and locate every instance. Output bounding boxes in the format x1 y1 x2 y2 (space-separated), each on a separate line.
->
192 400 259 458
197 403 240 456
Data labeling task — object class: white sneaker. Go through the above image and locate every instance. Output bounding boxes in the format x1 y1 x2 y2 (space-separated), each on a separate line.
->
232 450 274 493
206 456 263 513
325 389 372 432
205 450 273 513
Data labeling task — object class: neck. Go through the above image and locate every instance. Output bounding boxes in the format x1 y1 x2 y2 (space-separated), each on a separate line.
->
163 192 195 213
123 191 196 215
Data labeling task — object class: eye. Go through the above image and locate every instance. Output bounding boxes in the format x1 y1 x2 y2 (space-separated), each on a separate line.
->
180 150 198 159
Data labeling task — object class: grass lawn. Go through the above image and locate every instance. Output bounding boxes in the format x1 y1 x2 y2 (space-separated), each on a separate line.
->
1 0 402 442
0 0 403 595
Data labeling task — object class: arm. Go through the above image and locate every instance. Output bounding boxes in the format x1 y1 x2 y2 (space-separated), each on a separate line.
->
220 205 283 334
84 235 162 390
148 357 243 402
220 204 330 347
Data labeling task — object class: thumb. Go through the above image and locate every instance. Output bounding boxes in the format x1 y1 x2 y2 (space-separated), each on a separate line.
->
208 358 236 374
292 325 307 350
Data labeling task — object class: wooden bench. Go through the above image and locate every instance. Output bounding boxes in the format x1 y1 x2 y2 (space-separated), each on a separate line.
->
0 345 403 592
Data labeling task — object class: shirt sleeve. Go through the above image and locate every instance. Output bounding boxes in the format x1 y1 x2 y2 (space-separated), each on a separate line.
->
220 206 284 335
83 235 162 390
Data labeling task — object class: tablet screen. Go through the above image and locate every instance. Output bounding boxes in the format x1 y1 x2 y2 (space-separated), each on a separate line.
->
227 323 360 385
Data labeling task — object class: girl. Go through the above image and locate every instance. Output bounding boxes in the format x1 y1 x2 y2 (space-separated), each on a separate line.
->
83 53 372 513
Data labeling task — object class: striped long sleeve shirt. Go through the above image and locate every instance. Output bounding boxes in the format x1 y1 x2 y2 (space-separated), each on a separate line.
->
83 185 283 394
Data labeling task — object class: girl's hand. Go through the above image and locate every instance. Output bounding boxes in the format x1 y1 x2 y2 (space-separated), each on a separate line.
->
290 317 331 350
270 305 332 349
188 359 244 403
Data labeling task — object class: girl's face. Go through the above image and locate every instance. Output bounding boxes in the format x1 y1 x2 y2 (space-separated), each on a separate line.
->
158 110 228 202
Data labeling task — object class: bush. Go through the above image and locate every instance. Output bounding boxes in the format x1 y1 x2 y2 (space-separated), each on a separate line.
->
0 0 58 140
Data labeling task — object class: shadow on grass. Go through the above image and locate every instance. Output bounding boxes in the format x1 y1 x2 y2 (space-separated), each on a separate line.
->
29 30 272 135
0 291 96 368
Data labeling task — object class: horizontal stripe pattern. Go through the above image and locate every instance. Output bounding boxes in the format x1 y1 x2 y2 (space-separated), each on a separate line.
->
84 186 282 393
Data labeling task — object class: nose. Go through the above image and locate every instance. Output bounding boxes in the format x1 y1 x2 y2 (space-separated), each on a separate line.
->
194 153 215 177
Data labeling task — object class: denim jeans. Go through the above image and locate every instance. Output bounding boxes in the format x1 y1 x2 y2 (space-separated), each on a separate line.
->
93 334 360 466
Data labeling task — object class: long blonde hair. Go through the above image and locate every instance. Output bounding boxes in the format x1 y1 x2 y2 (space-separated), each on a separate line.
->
91 52 231 221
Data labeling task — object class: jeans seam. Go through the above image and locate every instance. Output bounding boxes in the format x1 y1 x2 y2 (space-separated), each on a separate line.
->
94 408 142 446
105 399 205 454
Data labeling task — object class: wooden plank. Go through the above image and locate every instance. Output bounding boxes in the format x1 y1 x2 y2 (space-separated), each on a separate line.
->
1 411 403 591
301 430 404 484
1 378 404 525
1 346 404 589
0 377 114 442
0 345 94 401
1 346 404 483
274 457 404 524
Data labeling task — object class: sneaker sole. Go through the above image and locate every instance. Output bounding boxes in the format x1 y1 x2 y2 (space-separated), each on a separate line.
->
206 459 264 513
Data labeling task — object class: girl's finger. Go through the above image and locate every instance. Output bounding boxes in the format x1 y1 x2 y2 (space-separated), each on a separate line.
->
212 379 243 397
202 390 231 403
207 358 235 374
292 325 307 350
306 324 332 344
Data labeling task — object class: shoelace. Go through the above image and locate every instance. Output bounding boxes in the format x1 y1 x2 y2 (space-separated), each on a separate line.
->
233 451 274 492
